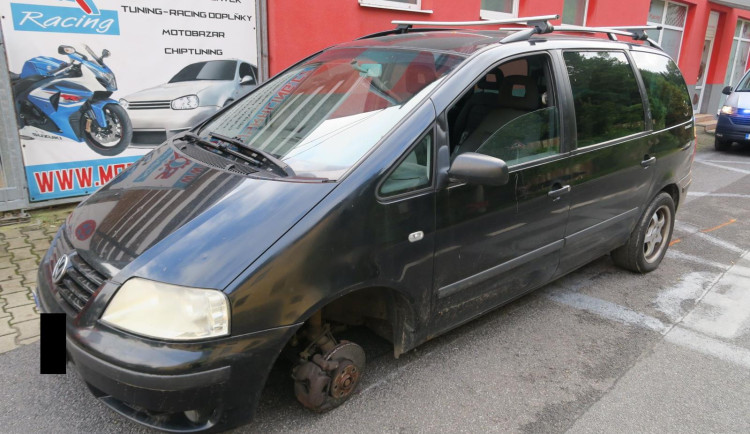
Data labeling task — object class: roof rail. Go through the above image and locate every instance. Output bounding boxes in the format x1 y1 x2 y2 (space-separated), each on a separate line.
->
380 16 663 51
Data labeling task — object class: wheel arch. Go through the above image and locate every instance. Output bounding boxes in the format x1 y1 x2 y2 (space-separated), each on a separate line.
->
293 285 420 358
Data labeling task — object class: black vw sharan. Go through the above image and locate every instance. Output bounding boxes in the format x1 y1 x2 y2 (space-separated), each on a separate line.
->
36 16 695 432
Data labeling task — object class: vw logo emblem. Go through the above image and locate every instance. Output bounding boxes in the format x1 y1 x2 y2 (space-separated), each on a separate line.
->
52 255 70 284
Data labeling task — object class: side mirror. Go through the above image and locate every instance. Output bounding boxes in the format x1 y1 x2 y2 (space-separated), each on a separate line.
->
240 75 256 85
448 152 509 186
58 45 76 55
723 86 733 95
101 49 111 59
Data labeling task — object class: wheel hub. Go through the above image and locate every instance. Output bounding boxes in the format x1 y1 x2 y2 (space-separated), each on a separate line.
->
330 361 359 399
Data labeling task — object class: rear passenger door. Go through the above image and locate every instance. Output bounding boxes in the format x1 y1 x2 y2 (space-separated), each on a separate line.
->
555 50 654 275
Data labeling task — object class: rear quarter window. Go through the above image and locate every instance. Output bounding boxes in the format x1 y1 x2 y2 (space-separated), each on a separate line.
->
630 51 692 130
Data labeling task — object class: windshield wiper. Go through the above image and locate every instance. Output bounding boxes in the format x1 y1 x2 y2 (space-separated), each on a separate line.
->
208 132 295 177
181 132 260 167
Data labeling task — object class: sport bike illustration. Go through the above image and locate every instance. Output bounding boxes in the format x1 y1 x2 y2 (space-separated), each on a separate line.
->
11 45 132 156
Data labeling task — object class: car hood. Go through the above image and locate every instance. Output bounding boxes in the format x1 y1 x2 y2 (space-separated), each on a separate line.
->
63 143 335 290
123 81 226 102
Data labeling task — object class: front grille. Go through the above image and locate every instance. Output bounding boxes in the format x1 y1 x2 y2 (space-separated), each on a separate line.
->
127 100 171 110
730 115 750 126
56 253 106 313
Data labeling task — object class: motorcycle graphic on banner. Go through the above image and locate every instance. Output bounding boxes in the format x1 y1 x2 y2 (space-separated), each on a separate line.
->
0 0 259 201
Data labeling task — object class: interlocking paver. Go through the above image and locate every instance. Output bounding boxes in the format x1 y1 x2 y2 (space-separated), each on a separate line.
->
16 258 39 272
24 230 47 241
0 228 23 239
18 336 39 346
15 318 40 340
31 239 51 253
8 304 38 324
0 334 16 353
0 204 74 354
10 247 36 261
1 291 33 309
0 279 25 295
0 317 14 337
6 237 28 250
0 267 18 282
21 271 38 286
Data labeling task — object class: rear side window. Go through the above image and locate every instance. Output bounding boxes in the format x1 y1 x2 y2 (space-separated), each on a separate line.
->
630 51 692 130
563 51 646 147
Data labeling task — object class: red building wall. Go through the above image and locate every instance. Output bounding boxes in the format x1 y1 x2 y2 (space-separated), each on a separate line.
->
266 0 750 94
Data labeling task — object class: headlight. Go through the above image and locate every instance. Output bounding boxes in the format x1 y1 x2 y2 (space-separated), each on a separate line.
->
119 99 129 109
96 72 117 91
172 95 199 110
101 278 230 340
720 105 736 115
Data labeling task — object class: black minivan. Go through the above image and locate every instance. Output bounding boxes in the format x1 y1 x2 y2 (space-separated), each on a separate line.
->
36 18 695 432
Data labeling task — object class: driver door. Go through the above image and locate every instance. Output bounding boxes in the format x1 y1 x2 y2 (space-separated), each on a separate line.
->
431 52 571 333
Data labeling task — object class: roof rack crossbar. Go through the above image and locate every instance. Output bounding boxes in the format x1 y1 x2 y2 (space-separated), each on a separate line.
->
391 15 559 28
381 16 664 52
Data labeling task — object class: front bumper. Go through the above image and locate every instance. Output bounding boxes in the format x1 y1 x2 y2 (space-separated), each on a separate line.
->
126 106 220 146
715 114 750 142
36 240 298 432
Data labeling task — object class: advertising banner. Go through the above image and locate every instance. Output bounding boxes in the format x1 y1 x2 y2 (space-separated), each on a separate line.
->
0 0 259 201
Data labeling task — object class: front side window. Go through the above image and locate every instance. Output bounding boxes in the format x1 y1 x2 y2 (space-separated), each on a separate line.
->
480 0 518 19
169 60 237 83
563 51 646 147
380 131 433 197
631 51 692 130
201 48 463 180
448 54 560 166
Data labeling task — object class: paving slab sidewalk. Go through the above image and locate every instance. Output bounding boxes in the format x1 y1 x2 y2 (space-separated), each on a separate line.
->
0 205 75 354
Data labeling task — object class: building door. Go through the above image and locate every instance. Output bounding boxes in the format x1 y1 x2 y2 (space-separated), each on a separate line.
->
0 23 30 212
694 11 719 113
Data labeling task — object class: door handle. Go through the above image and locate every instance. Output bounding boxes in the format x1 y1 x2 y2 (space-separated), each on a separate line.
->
548 184 571 199
641 156 656 168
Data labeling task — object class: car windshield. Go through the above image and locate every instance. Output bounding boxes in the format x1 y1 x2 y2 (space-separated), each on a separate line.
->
736 71 750 91
169 60 236 83
200 47 464 180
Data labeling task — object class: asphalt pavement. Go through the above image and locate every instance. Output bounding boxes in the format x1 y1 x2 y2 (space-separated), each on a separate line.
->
1 133 748 433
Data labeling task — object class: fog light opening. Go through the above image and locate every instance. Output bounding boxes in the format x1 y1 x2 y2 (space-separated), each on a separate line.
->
184 408 216 425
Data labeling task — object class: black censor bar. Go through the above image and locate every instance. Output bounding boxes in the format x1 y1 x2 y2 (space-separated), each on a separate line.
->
40 313 66 374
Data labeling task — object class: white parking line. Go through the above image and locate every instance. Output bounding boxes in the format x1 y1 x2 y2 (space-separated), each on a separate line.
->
694 160 750 175
688 192 750 199
700 160 750 165
548 252 750 371
665 250 731 270
674 221 746 254
548 290 669 333
665 327 750 369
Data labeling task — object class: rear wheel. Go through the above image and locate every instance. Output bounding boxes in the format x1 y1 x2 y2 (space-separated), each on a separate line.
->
82 104 132 156
715 137 731 152
611 192 675 273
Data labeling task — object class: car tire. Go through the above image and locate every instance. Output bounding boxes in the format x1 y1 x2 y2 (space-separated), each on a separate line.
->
611 192 675 273
715 137 731 152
